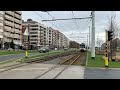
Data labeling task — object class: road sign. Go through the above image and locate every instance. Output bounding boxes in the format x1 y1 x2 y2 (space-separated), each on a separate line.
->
24 27 29 58
24 27 29 36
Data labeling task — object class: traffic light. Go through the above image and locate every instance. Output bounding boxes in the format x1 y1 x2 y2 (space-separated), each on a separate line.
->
108 31 113 41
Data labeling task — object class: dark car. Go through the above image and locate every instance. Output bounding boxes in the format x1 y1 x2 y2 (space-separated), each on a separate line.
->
39 47 49 53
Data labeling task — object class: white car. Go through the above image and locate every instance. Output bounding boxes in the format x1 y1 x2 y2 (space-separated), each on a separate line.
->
8 48 13 51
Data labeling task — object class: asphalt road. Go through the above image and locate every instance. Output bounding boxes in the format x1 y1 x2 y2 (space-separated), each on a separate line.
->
84 68 120 79
0 52 40 62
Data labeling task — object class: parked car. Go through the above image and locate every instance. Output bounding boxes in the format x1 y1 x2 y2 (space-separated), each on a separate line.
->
64 48 69 50
39 47 49 53
8 48 13 51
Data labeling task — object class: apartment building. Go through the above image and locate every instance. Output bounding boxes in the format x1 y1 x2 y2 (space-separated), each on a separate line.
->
39 24 47 48
2 11 22 49
22 19 47 49
58 31 69 49
22 19 69 50
52 30 59 49
46 27 53 49
0 11 4 49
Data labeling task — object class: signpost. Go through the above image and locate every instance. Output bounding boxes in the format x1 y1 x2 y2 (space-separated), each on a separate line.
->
24 27 29 58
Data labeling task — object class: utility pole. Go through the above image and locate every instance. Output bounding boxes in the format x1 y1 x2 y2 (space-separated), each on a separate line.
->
110 18 113 61
89 26 90 50
87 35 88 51
91 11 95 60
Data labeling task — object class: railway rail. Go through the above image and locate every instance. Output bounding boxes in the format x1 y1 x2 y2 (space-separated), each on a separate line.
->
0 50 80 73
34 52 85 79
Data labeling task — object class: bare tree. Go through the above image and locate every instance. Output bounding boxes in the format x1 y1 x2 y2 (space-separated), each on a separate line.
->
96 38 103 54
106 11 120 61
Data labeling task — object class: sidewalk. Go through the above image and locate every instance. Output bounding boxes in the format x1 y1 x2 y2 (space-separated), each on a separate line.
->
84 68 120 79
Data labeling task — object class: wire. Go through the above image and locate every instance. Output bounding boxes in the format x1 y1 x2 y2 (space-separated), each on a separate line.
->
71 11 79 29
45 11 72 30
33 11 62 30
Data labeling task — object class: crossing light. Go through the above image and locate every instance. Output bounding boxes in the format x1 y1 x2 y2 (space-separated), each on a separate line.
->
108 31 113 41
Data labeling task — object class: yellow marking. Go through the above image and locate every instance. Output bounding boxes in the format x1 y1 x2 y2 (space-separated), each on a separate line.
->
26 51 28 57
105 57 108 66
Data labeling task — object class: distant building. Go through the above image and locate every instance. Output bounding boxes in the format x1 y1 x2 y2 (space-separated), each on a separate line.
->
22 19 70 50
0 11 4 49
0 11 22 49
112 38 120 51
22 19 47 49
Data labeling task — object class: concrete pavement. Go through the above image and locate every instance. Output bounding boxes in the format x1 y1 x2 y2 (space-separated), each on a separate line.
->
0 63 85 79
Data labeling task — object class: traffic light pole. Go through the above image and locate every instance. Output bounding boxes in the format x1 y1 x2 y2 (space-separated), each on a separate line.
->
108 30 113 61
105 31 109 67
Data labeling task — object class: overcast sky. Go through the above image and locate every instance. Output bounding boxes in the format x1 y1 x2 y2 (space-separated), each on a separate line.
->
22 11 120 46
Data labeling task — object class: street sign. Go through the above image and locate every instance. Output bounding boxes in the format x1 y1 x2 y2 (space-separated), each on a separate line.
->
24 27 29 36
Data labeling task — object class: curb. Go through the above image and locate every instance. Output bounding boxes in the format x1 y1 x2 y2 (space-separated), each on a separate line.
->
85 51 88 68
86 67 120 70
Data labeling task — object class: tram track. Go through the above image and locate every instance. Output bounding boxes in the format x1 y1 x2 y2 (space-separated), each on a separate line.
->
34 52 85 79
0 50 79 73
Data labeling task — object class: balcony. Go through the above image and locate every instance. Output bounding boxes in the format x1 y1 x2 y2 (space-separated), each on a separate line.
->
14 18 20 24
14 34 20 39
0 17 3 21
14 24 19 29
15 11 22 15
14 13 21 19
15 29 21 34
0 24 3 29
4 32 11 37
5 15 12 21
11 22 14 27
29 27 38 29
30 37 38 39
5 26 11 32
5 21 11 26
30 30 38 33
4 37 10 42
5 11 14 16
19 20 22 24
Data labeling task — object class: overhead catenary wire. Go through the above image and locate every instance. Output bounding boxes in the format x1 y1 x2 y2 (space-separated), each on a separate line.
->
45 11 68 31
71 11 79 29
45 11 73 30
34 11 62 30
